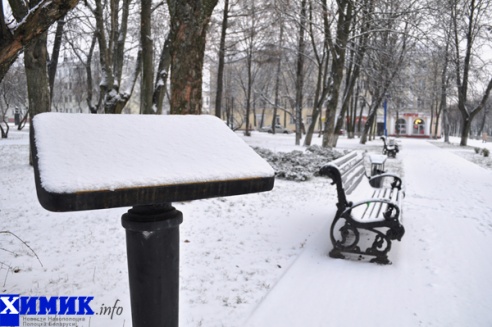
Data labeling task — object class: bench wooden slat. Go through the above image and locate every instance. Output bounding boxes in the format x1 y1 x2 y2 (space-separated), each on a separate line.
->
345 167 365 195
366 188 403 222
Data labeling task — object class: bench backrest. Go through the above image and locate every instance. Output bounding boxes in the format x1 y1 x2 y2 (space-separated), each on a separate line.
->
319 151 366 206
331 151 366 195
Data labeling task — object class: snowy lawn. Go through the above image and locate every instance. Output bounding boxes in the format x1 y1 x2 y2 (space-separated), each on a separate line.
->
1 127 492 327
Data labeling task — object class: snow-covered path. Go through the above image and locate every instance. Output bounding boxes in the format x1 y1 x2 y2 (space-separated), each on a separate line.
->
402 139 492 227
244 138 492 327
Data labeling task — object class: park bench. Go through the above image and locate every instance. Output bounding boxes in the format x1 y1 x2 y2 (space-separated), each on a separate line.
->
30 113 275 327
381 136 399 158
319 151 405 264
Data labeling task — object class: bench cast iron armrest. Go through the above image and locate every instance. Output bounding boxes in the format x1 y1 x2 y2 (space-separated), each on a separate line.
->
368 173 403 190
343 198 401 223
319 164 336 178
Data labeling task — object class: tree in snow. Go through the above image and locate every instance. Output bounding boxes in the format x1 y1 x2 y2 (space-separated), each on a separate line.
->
449 0 492 146
140 0 153 114
167 0 219 114
358 0 421 145
82 0 141 114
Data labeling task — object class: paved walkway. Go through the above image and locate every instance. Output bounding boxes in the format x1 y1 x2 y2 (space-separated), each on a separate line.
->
243 138 492 327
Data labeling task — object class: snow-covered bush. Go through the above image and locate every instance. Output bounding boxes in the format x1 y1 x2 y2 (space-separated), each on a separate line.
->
474 147 481 154
253 145 347 182
483 148 490 157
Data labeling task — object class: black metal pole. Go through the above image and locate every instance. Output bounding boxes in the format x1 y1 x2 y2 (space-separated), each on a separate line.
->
122 203 183 327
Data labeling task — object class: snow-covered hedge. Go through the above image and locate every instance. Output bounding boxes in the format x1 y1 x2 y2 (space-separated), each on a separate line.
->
253 145 347 182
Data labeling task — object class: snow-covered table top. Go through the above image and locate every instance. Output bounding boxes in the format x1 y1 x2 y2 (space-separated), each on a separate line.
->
31 113 275 212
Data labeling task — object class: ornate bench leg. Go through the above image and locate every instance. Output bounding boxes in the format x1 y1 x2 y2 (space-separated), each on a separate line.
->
367 233 392 265
329 216 360 260
329 216 395 264
370 255 391 265
329 248 345 259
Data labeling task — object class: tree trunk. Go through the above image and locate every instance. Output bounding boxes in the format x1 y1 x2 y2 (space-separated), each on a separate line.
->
348 82 360 138
303 65 328 145
48 19 65 101
167 0 218 114
244 45 253 136
86 33 98 113
322 0 353 148
24 32 50 165
357 95 366 137
434 110 441 139
114 0 130 84
429 99 435 138
272 16 284 135
478 109 488 136
18 111 29 130
90 0 140 114
94 0 114 113
140 0 154 114
458 77 492 145
440 43 450 142
214 0 229 119
294 0 307 146
460 118 472 145
331 0 371 146
153 35 171 114
304 0 331 146
0 119 9 138
25 34 50 118
451 0 492 146
360 93 383 144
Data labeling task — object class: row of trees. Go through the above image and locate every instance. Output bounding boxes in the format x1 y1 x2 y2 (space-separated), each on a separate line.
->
1 0 491 147
212 0 492 146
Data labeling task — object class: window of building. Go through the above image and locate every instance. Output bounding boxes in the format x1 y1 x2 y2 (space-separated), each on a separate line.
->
413 118 425 135
395 118 406 134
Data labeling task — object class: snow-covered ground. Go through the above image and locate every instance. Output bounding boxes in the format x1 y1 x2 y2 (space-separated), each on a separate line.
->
1 126 492 327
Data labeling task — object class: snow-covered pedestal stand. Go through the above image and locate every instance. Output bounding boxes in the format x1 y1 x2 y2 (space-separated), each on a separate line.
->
30 113 275 327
